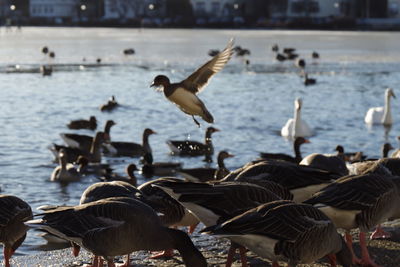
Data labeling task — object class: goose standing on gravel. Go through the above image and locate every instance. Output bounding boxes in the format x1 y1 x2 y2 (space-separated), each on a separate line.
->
222 160 338 203
365 88 396 125
155 179 283 267
151 39 234 127
259 137 310 164
305 174 400 267
27 197 207 267
203 200 352 267
1 195 33 267
281 97 313 138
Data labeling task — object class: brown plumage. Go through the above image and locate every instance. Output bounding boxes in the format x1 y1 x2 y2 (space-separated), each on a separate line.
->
1 195 32 267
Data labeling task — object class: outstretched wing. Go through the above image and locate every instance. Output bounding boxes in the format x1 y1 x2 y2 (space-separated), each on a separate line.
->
182 39 234 94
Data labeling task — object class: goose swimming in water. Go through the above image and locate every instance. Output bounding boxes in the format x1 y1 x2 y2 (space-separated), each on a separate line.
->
364 88 396 126
151 39 234 127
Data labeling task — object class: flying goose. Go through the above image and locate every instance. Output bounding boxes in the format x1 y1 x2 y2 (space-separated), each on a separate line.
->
27 197 207 267
155 179 282 267
203 200 352 267
365 88 396 125
67 116 97 130
178 151 234 182
167 127 219 162
151 39 234 127
281 97 313 138
1 195 33 267
222 160 338 203
61 120 115 152
305 174 400 266
259 137 310 164
50 149 81 183
103 128 155 157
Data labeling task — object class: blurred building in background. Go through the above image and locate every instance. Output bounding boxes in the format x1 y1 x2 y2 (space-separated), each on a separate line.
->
0 0 399 29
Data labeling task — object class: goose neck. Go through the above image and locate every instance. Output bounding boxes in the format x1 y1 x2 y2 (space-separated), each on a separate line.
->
167 228 207 267
382 94 393 125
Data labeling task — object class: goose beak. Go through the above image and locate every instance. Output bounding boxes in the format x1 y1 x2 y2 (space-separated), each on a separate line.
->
304 139 311 143
227 153 235 158
150 82 156 88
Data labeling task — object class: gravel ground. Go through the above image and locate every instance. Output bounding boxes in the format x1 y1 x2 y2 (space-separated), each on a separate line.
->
8 221 400 267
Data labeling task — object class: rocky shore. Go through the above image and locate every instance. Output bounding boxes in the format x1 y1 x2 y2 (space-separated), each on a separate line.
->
8 220 400 267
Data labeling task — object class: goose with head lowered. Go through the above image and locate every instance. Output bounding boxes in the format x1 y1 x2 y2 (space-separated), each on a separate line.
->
167 127 220 162
103 128 156 157
203 200 353 267
151 39 234 127
259 137 310 164
305 174 400 267
365 88 396 126
1 195 33 267
281 97 313 138
222 160 338 203
26 197 207 267
155 179 284 267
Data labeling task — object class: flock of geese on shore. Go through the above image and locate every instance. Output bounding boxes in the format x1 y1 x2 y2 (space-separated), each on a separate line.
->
2 39 400 267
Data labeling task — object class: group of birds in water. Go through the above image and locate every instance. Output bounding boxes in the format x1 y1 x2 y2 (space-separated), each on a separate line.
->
2 39 400 267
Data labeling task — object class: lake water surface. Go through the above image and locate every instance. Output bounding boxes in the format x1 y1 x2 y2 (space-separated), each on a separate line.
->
1 27 400 257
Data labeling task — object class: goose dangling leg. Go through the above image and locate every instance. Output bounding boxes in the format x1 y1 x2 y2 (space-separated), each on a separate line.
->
370 224 391 239
359 232 383 267
192 116 201 127
106 259 115 267
225 245 236 267
344 232 362 265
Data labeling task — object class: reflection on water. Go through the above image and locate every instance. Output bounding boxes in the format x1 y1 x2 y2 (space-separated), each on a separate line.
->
0 28 400 257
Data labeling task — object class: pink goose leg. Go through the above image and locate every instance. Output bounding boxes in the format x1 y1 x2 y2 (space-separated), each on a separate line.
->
359 232 383 267
344 232 362 265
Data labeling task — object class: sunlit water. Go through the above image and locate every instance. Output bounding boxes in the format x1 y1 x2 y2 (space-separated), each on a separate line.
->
1 27 400 258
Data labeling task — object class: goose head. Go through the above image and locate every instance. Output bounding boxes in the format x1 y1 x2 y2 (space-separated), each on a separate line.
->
382 143 394 158
143 128 156 138
335 145 344 154
151 75 170 90
126 164 138 186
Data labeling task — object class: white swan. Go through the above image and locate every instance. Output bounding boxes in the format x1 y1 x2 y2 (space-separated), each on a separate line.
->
365 88 396 125
281 97 313 138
